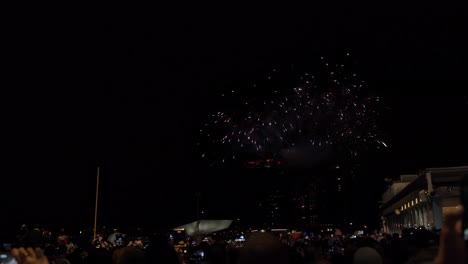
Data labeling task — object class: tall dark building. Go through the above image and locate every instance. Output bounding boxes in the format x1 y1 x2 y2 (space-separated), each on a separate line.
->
243 158 292 228
259 188 289 228
316 165 347 225
291 176 320 229
288 163 350 228
242 158 353 229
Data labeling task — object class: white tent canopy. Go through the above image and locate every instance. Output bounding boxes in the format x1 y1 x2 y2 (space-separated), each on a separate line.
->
175 220 233 236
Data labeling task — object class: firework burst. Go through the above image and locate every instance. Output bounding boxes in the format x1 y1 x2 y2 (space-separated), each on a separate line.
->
198 54 386 165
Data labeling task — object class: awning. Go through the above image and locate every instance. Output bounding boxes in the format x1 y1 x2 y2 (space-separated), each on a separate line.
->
175 220 233 236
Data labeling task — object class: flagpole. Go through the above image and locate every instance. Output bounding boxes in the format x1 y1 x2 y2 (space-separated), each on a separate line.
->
196 192 200 222
93 166 100 240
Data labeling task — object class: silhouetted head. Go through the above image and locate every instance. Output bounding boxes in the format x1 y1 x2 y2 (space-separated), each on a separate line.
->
146 233 179 264
239 232 289 264
353 247 383 264
113 247 145 264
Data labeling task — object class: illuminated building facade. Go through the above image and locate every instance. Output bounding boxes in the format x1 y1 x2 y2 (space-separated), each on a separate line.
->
381 166 468 234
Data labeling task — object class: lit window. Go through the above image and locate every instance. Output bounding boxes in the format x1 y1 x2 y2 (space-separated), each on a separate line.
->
415 198 418 204
401 206 404 211
411 201 414 206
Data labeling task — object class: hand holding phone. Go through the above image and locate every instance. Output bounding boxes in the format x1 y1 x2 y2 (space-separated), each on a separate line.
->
433 174 468 264
434 207 465 264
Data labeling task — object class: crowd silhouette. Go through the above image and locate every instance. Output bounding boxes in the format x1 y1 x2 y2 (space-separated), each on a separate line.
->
2 207 465 264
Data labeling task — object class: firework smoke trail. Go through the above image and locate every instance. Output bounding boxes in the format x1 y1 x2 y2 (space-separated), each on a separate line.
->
198 54 386 164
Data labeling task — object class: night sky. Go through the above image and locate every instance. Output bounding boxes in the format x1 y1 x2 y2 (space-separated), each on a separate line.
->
2 7 468 239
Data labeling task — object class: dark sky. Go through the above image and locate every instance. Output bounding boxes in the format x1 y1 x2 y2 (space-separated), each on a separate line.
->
2 7 468 237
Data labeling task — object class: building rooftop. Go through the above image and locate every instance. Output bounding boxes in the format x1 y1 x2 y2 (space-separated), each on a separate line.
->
382 166 468 210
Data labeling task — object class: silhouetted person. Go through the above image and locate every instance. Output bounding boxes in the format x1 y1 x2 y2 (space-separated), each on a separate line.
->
207 238 226 264
28 224 43 248
145 233 181 264
390 233 408 264
113 247 145 264
353 247 383 264
16 224 29 246
239 232 289 264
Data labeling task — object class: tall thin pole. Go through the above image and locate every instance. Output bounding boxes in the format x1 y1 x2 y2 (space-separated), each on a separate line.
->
195 192 201 236
195 192 202 244
196 192 200 221
93 166 100 240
